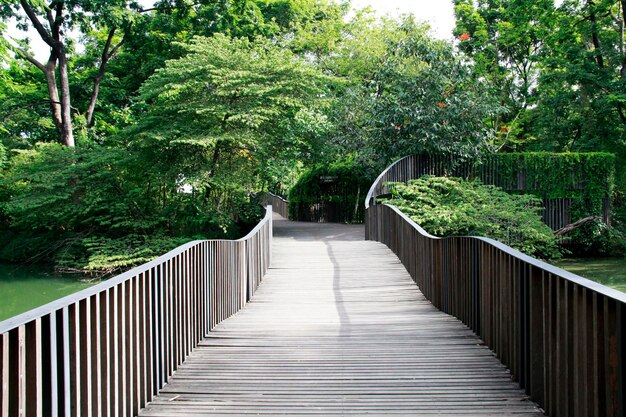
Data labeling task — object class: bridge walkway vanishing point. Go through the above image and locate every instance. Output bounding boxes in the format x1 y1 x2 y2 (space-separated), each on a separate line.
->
140 215 544 416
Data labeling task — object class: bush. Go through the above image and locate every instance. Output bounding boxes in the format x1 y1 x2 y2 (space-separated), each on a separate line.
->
567 220 626 257
380 176 562 259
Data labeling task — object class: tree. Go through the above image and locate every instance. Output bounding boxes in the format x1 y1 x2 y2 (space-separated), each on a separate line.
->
330 17 499 166
129 34 331 201
453 0 555 149
1 0 138 146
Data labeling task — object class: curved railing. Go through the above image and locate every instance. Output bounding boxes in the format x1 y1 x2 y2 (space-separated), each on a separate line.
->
365 154 467 211
365 156 625 417
365 153 611 231
259 192 289 218
0 206 272 417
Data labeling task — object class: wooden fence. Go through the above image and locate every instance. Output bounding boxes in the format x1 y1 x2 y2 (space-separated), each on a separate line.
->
366 154 611 230
366 160 625 417
259 192 289 219
0 206 272 417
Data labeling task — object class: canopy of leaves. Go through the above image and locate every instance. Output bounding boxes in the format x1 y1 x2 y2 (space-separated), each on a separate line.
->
129 33 331 196
318 16 501 171
380 176 561 259
0 60 55 148
453 0 626 177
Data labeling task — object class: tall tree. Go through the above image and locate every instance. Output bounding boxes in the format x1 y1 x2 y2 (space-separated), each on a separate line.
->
1 0 138 146
129 34 331 197
522 0 626 162
317 16 500 167
453 0 554 149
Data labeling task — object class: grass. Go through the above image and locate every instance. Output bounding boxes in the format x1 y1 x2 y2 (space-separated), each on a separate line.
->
553 257 626 294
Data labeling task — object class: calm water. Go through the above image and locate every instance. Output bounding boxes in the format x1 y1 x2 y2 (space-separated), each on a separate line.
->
0 264 94 322
554 258 626 293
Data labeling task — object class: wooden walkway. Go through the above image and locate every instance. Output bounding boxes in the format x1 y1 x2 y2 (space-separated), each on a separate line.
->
139 217 544 416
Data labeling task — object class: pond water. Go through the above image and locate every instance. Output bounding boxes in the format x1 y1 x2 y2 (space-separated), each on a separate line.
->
0 264 95 322
553 257 626 294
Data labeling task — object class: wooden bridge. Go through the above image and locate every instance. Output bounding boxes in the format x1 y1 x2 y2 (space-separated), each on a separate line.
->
1 155 625 417
139 218 542 416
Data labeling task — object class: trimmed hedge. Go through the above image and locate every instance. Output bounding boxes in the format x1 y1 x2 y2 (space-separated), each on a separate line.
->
480 152 615 220
288 159 373 223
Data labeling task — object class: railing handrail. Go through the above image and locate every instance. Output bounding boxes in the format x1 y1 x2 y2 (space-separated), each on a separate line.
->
259 192 289 219
261 191 288 203
0 206 273 334
383 203 626 303
364 157 405 209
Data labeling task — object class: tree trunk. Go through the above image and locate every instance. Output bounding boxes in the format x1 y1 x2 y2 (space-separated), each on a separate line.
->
43 60 64 139
57 50 75 147
18 0 74 146
85 73 103 128
555 216 600 237
587 0 605 68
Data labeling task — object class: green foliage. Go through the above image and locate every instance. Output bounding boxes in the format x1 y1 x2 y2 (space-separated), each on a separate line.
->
318 16 501 170
288 157 372 223
453 0 626 184
0 143 256 273
0 60 55 147
55 234 198 275
0 142 6 170
130 33 331 199
484 152 615 220
380 176 561 259
567 220 626 258
453 0 554 148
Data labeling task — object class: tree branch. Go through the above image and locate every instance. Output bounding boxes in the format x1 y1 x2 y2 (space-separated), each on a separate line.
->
15 47 46 72
138 1 203 13
102 28 116 61
51 1 64 42
85 24 131 126
19 0 55 47
555 216 600 237
109 25 130 58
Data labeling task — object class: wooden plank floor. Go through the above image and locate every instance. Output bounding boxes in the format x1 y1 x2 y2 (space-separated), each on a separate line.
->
140 217 544 416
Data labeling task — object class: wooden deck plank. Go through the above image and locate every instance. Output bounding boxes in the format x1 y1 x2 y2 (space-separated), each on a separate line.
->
140 218 544 416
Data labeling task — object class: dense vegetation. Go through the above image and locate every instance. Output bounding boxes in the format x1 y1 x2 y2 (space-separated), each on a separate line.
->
380 177 561 259
1 0 625 274
453 0 626 179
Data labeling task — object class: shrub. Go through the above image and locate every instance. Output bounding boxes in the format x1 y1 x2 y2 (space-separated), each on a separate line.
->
380 176 562 259
0 143 258 274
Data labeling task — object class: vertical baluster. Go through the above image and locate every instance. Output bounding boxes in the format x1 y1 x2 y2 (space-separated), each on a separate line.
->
104 289 112 417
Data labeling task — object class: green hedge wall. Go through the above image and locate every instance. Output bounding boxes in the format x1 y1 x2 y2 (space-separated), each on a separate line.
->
288 160 373 223
480 152 615 220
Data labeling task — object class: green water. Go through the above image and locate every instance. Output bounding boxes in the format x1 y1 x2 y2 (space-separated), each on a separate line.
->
553 258 626 294
0 264 95 322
